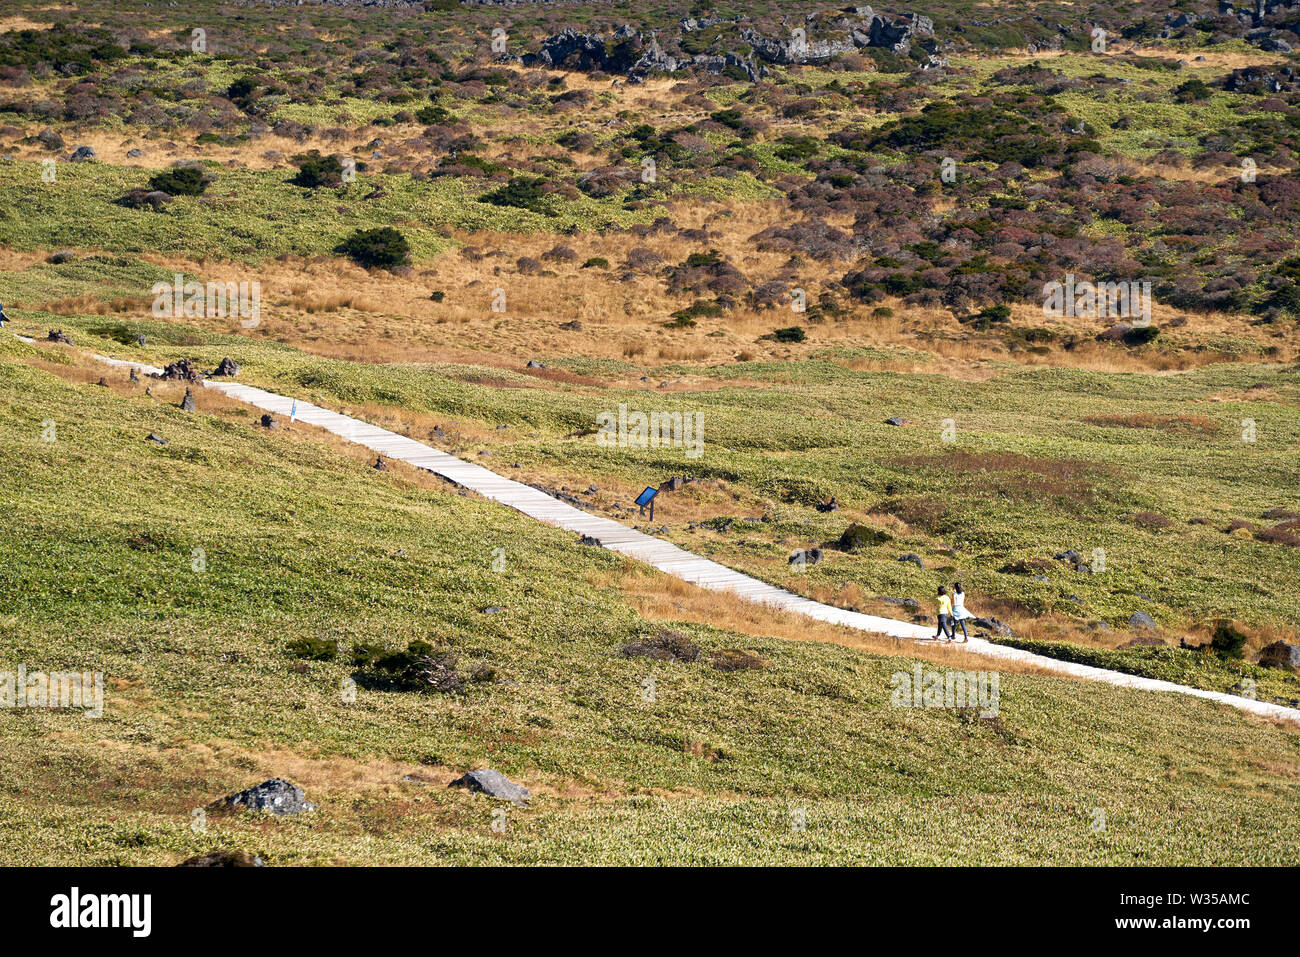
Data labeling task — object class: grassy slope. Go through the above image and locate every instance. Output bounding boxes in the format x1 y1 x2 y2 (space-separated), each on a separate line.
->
26 311 1300 636
1 344 1299 865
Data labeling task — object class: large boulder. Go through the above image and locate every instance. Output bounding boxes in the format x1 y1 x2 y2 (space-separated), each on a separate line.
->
449 768 530 806
212 778 316 815
1259 641 1300 670
1128 610 1158 630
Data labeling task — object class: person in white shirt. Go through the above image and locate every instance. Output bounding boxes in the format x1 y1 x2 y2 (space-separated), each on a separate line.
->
951 582 970 642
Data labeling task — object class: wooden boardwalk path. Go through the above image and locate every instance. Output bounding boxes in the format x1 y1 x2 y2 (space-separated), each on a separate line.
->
21 334 1300 725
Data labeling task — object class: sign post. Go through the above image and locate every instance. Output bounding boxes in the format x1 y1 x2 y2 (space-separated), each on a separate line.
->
635 486 659 522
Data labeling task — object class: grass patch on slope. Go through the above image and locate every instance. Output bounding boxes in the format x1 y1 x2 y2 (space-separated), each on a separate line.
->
1 350 1299 864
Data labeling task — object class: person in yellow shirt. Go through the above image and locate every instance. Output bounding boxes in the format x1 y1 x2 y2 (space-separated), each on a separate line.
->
935 586 955 641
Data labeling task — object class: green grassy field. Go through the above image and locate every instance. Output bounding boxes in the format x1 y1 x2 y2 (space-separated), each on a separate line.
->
2 348 1299 865
19 311 1299 640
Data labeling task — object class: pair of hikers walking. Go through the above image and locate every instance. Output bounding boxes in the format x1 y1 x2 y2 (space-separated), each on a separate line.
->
935 583 970 642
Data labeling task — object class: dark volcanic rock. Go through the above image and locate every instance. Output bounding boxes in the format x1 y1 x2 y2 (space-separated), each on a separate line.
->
1128 610 1158 630
157 358 204 381
448 768 531 806
180 387 196 412
210 357 241 377
789 547 823 566
47 329 73 344
177 850 264 867
213 778 316 816
1259 640 1300 670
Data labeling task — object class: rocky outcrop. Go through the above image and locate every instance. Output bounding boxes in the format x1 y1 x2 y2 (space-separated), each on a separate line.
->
521 10 945 81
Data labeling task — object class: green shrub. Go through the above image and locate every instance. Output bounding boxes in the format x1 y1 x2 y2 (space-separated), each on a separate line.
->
147 166 208 196
1211 621 1248 660
479 176 551 214
336 227 411 269
292 151 346 189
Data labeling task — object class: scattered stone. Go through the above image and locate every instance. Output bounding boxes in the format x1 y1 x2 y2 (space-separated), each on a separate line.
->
1087 620 1113 632
47 250 74 264
579 534 601 546
526 359 546 369
884 416 907 426
36 129 64 150
157 358 204 381
129 368 139 382
180 388 196 412
877 596 920 609
259 413 280 430
373 456 388 471
816 496 839 512
971 616 1014 637
483 606 505 615
177 850 264 867
559 320 584 331
126 148 145 158
1128 610 1157 630
96 377 108 387
898 552 924 569
1054 549 1081 564
1259 641 1300 670
659 476 685 492
135 333 146 347
448 768 530 806
69 145 96 162
789 547 823 566
47 329 72 344
212 778 316 816
210 356 241 377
